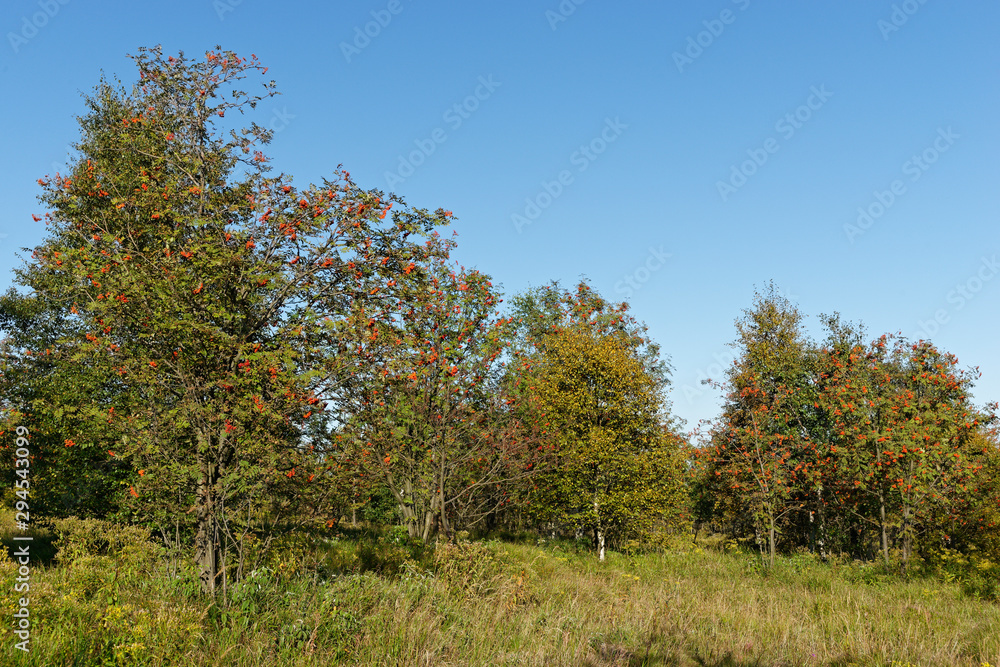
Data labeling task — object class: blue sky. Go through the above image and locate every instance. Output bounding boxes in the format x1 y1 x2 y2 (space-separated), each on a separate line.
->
1 0 998 430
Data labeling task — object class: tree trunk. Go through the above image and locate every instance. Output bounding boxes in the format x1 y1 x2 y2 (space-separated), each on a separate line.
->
816 485 827 561
593 493 605 562
809 510 816 554
390 477 418 539
437 454 451 541
420 510 435 543
768 514 775 570
437 482 451 542
195 462 222 595
399 502 416 537
879 491 890 569
901 503 912 573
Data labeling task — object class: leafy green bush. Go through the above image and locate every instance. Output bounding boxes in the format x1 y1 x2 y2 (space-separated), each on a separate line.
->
360 485 400 525
923 546 1000 602
50 517 164 598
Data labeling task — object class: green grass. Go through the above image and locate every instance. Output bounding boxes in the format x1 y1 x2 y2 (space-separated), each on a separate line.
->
1 520 999 666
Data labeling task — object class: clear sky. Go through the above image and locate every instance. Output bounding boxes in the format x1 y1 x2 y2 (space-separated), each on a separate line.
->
1 0 998 431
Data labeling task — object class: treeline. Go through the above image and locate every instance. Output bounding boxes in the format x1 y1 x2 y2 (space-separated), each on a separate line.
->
0 47 996 599
0 47 686 595
692 288 1000 571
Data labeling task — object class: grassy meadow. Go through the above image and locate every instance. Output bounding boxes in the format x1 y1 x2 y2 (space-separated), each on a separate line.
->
1 512 998 666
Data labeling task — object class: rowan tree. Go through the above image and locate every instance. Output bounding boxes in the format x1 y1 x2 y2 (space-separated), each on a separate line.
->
708 284 815 568
336 234 537 542
814 322 992 569
0 290 133 518
949 425 1000 559
883 340 987 568
688 285 1000 572
2 46 449 594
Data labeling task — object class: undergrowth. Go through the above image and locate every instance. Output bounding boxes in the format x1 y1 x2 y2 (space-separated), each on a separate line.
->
0 518 997 666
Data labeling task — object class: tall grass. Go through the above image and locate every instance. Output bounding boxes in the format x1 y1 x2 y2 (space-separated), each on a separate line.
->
1 517 998 666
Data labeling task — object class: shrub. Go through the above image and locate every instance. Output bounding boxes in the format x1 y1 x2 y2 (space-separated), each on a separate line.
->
924 546 1000 602
50 517 164 599
433 540 533 607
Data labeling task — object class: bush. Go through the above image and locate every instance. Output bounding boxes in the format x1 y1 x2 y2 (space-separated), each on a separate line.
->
50 517 164 598
360 485 400 525
52 517 161 564
923 546 1000 602
433 540 533 607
